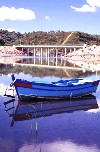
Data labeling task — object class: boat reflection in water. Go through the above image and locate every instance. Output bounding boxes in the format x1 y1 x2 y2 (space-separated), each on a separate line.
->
4 94 99 127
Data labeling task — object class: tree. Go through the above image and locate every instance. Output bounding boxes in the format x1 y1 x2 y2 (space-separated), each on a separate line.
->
0 38 5 46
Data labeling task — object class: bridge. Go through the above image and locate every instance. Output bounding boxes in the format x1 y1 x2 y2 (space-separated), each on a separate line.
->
12 45 84 70
14 45 83 55
1 44 99 72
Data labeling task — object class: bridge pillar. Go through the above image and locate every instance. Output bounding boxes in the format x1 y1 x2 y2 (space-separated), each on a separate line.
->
33 47 36 64
40 47 43 64
47 48 50 65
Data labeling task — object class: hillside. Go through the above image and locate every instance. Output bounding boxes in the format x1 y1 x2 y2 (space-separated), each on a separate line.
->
0 29 100 46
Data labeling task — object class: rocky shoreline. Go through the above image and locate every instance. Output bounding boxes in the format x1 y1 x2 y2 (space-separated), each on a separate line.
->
0 46 26 56
64 45 100 72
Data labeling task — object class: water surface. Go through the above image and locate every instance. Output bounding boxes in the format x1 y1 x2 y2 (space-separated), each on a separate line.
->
0 68 100 152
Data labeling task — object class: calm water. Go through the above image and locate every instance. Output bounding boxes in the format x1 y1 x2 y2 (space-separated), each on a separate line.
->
0 56 75 67
0 70 100 152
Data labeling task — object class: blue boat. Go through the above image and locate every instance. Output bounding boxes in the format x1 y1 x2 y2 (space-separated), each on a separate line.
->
11 75 99 101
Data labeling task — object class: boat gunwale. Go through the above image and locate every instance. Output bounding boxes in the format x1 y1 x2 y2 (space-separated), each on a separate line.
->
14 80 99 91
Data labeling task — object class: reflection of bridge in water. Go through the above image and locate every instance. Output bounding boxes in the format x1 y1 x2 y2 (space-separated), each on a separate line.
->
14 45 84 71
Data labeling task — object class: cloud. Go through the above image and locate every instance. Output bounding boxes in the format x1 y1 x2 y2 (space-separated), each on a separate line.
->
1 27 16 32
45 16 55 22
45 16 51 21
87 0 100 7
7 28 16 32
71 0 100 12
1 27 25 33
71 4 96 12
0 6 35 21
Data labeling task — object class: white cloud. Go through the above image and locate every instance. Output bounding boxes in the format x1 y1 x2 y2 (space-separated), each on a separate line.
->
71 0 100 12
1 27 25 33
87 0 100 7
71 4 96 12
7 28 16 32
45 16 50 20
45 16 55 21
1 27 16 32
0 6 35 21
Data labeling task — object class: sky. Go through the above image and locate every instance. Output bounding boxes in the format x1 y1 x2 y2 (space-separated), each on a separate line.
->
0 0 100 34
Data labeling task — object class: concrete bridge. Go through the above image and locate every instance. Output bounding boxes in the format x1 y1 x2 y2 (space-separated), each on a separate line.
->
2 44 99 72
14 45 83 56
13 45 84 70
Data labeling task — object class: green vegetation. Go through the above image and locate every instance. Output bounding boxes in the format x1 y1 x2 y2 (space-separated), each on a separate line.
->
0 29 100 46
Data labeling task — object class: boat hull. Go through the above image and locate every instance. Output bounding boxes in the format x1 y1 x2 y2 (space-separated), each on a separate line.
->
12 78 99 101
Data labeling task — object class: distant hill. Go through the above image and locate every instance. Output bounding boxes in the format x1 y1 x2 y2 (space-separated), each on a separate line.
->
0 29 100 46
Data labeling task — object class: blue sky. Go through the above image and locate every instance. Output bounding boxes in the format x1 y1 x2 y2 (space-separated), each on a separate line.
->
0 0 100 34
